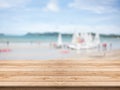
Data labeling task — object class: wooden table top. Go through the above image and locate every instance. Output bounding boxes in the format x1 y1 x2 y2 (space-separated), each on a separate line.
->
0 60 120 87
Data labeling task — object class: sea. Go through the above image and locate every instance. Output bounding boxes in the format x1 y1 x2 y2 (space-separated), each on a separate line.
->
0 34 120 60
0 34 120 50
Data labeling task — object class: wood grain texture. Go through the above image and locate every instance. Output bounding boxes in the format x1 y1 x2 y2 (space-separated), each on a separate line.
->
0 60 120 87
0 87 120 90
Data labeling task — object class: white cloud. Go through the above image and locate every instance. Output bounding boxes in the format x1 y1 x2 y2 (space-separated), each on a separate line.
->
43 0 59 12
0 0 30 9
68 0 118 14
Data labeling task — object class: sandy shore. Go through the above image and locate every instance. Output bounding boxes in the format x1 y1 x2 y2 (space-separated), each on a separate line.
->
0 42 120 60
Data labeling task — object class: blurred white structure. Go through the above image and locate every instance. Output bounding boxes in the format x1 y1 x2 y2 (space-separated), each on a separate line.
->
56 33 63 48
68 32 101 50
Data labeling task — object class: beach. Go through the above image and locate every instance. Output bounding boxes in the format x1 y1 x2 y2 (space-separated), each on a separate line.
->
0 42 120 60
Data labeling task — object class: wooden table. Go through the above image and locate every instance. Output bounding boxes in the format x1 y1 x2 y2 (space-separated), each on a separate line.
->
0 60 120 90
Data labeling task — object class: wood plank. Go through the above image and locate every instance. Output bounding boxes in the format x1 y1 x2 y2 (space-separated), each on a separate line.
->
0 76 120 82
0 60 120 63
0 71 120 76
0 82 120 87
0 67 120 71
0 60 120 87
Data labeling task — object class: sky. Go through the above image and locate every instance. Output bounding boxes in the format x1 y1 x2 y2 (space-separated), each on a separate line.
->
0 0 120 35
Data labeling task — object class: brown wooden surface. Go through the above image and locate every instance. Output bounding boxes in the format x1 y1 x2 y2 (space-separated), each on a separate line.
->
0 87 120 90
0 60 120 87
